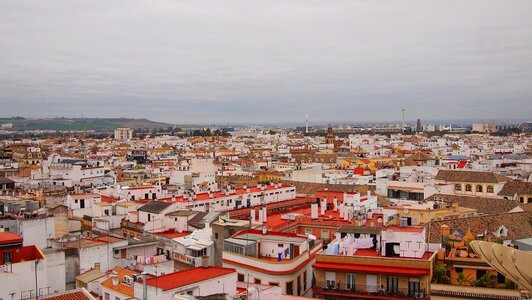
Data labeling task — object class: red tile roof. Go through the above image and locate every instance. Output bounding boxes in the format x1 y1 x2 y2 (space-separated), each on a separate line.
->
0 232 23 245
100 267 139 297
146 266 235 291
44 290 94 300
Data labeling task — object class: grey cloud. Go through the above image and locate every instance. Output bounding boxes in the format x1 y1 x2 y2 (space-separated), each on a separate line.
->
0 0 531 123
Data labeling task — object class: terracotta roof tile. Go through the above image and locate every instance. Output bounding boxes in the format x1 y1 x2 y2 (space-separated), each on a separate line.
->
435 170 511 184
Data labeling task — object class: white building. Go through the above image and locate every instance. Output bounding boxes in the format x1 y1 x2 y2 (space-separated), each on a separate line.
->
114 128 133 141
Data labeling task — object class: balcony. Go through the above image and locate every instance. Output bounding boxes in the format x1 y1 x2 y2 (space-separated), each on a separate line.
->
313 281 428 299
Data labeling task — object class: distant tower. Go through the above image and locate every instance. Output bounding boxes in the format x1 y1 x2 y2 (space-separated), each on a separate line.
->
326 126 335 145
401 109 405 133
305 114 309 133
416 119 422 133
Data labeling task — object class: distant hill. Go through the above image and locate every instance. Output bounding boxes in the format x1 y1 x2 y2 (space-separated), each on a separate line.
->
0 117 171 131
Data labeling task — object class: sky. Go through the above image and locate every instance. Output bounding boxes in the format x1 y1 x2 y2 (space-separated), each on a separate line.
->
1 1 531 124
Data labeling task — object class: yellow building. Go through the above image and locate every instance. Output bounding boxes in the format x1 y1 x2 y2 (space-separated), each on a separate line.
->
497 180 532 204
435 170 510 197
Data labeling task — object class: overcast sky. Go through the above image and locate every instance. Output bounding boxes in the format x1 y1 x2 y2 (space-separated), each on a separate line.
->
1 1 531 124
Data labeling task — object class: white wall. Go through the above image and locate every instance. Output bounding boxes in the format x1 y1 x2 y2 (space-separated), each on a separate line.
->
20 217 55 249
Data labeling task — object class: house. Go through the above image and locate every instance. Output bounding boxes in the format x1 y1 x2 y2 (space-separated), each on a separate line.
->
497 180 532 203
44 288 97 300
0 232 65 299
133 264 237 299
100 266 139 300
312 224 436 299
435 170 510 197
222 229 322 296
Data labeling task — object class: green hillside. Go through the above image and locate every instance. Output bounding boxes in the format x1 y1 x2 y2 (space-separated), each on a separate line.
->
0 118 171 131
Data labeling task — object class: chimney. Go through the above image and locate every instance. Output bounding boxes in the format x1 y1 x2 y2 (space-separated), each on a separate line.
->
441 224 450 238
262 226 267 234
94 262 100 271
321 198 327 215
367 190 371 196
339 203 344 218
112 273 119 286
311 203 318 219
201 256 209 268
333 197 338 211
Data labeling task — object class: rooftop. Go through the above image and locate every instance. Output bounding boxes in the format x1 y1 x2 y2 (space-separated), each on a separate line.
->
0 232 23 245
145 266 236 291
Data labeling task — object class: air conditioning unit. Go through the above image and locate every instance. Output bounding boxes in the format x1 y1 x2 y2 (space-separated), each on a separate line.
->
415 292 424 298
123 275 134 285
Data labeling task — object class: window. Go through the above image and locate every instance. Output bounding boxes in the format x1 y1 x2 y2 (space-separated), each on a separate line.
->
286 281 294 295
321 230 329 241
104 293 110 300
476 185 483 193
238 273 245 282
326 271 336 289
454 184 461 191
387 276 398 294
269 282 279 287
115 297 120 300
305 228 313 235
456 267 463 273
465 184 472 192
487 185 494 193
346 273 356 290
4 251 13 263
303 271 307 291
278 243 284 247
520 197 525 203
254 278 261 284
408 278 420 296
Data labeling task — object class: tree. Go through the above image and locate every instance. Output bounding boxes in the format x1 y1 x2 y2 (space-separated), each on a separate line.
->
505 278 517 289
204 128 212 136
433 264 450 284
456 272 471 286
473 273 496 288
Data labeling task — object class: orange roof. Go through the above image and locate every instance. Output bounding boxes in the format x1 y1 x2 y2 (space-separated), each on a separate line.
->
0 232 23 245
100 267 139 297
44 290 94 300
146 267 235 291
100 195 118 203
154 230 191 239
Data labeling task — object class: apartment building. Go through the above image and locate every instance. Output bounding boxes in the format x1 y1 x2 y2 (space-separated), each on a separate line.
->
222 229 322 296
312 224 436 299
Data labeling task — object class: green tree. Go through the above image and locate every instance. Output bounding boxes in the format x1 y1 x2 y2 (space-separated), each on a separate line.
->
456 272 471 286
473 273 496 288
433 264 450 284
504 278 517 289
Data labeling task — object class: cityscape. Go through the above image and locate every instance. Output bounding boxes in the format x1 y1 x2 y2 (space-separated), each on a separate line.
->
1 1 532 300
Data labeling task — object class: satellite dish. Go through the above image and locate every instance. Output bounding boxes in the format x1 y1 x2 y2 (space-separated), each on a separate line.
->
403 208 409 214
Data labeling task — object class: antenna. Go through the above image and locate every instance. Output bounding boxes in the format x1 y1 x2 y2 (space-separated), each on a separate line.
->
401 108 405 133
